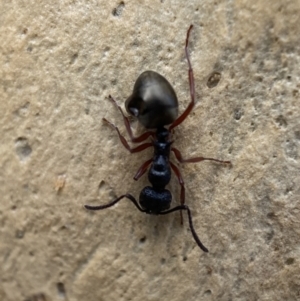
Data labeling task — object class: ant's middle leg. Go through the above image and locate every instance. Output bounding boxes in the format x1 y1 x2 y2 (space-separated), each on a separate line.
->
108 95 155 142
133 158 152 181
103 118 152 153
171 147 231 165
170 161 186 225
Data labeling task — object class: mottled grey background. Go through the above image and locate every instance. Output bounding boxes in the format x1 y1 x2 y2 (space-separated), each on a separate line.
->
1 1 300 300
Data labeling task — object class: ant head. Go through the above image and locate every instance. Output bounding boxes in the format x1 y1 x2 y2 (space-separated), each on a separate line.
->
125 71 178 129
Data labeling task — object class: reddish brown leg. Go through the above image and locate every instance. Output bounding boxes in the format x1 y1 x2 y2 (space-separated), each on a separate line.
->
103 118 152 153
171 147 231 165
108 95 155 142
170 161 185 225
133 158 152 181
169 25 195 131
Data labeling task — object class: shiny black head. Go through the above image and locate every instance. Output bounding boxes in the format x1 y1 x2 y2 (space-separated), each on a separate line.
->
125 71 178 129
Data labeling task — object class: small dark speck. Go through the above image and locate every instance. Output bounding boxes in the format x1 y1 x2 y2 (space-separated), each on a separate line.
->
255 75 263 82
285 185 293 194
265 228 274 242
275 115 287 127
207 72 221 88
183 256 188 262
160 258 166 264
139 236 146 243
112 2 125 17
285 258 295 265
15 137 32 161
204 290 212 296
267 212 276 219
60 225 67 231
206 266 213 274
250 121 256 131
57 282 66 299
131 39 140 47
22 28 28 34
103 46 110 55
70 53 78 64
234 108 243 120
117 269 126 278
16 229 25 239
98 180 105 192
27 45 33 52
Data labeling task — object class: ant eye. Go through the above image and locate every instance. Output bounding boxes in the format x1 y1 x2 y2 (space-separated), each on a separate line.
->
128 107 139 117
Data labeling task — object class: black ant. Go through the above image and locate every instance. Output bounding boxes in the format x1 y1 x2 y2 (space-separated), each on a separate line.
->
85 25 230 252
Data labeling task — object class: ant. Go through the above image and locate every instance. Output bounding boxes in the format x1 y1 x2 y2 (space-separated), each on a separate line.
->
85 25 230 252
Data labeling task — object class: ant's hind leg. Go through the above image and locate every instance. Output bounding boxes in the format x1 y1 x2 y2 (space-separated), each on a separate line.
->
159 204 208 253
171 147 231 165
107 95 155 143
85 193 145 213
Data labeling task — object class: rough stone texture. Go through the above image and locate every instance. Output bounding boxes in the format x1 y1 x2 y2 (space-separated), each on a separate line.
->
1 1 300 300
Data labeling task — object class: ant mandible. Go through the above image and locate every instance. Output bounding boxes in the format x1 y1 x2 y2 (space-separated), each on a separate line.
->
85 25 230 252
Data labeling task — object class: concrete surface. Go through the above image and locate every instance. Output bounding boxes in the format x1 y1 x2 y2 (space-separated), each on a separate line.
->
1 0 300 300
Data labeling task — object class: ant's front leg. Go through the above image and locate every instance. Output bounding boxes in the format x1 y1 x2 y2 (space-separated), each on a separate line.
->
169 25 195 131
103 118 152 153
171 147 231 165
107 95 155 143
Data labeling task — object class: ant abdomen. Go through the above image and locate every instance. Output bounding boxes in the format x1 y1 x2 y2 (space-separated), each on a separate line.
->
139 186 171 214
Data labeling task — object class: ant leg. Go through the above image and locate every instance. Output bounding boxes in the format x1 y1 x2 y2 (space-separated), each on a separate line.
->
133 158 152 181
170 162 185 225
169 25 195 131
171 147 231 165
85 193 146 213
108 95 155 142
103 118 152 153
159 204 208 252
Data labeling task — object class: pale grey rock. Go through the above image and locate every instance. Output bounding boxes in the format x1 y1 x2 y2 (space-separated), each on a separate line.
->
1 1 299 300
